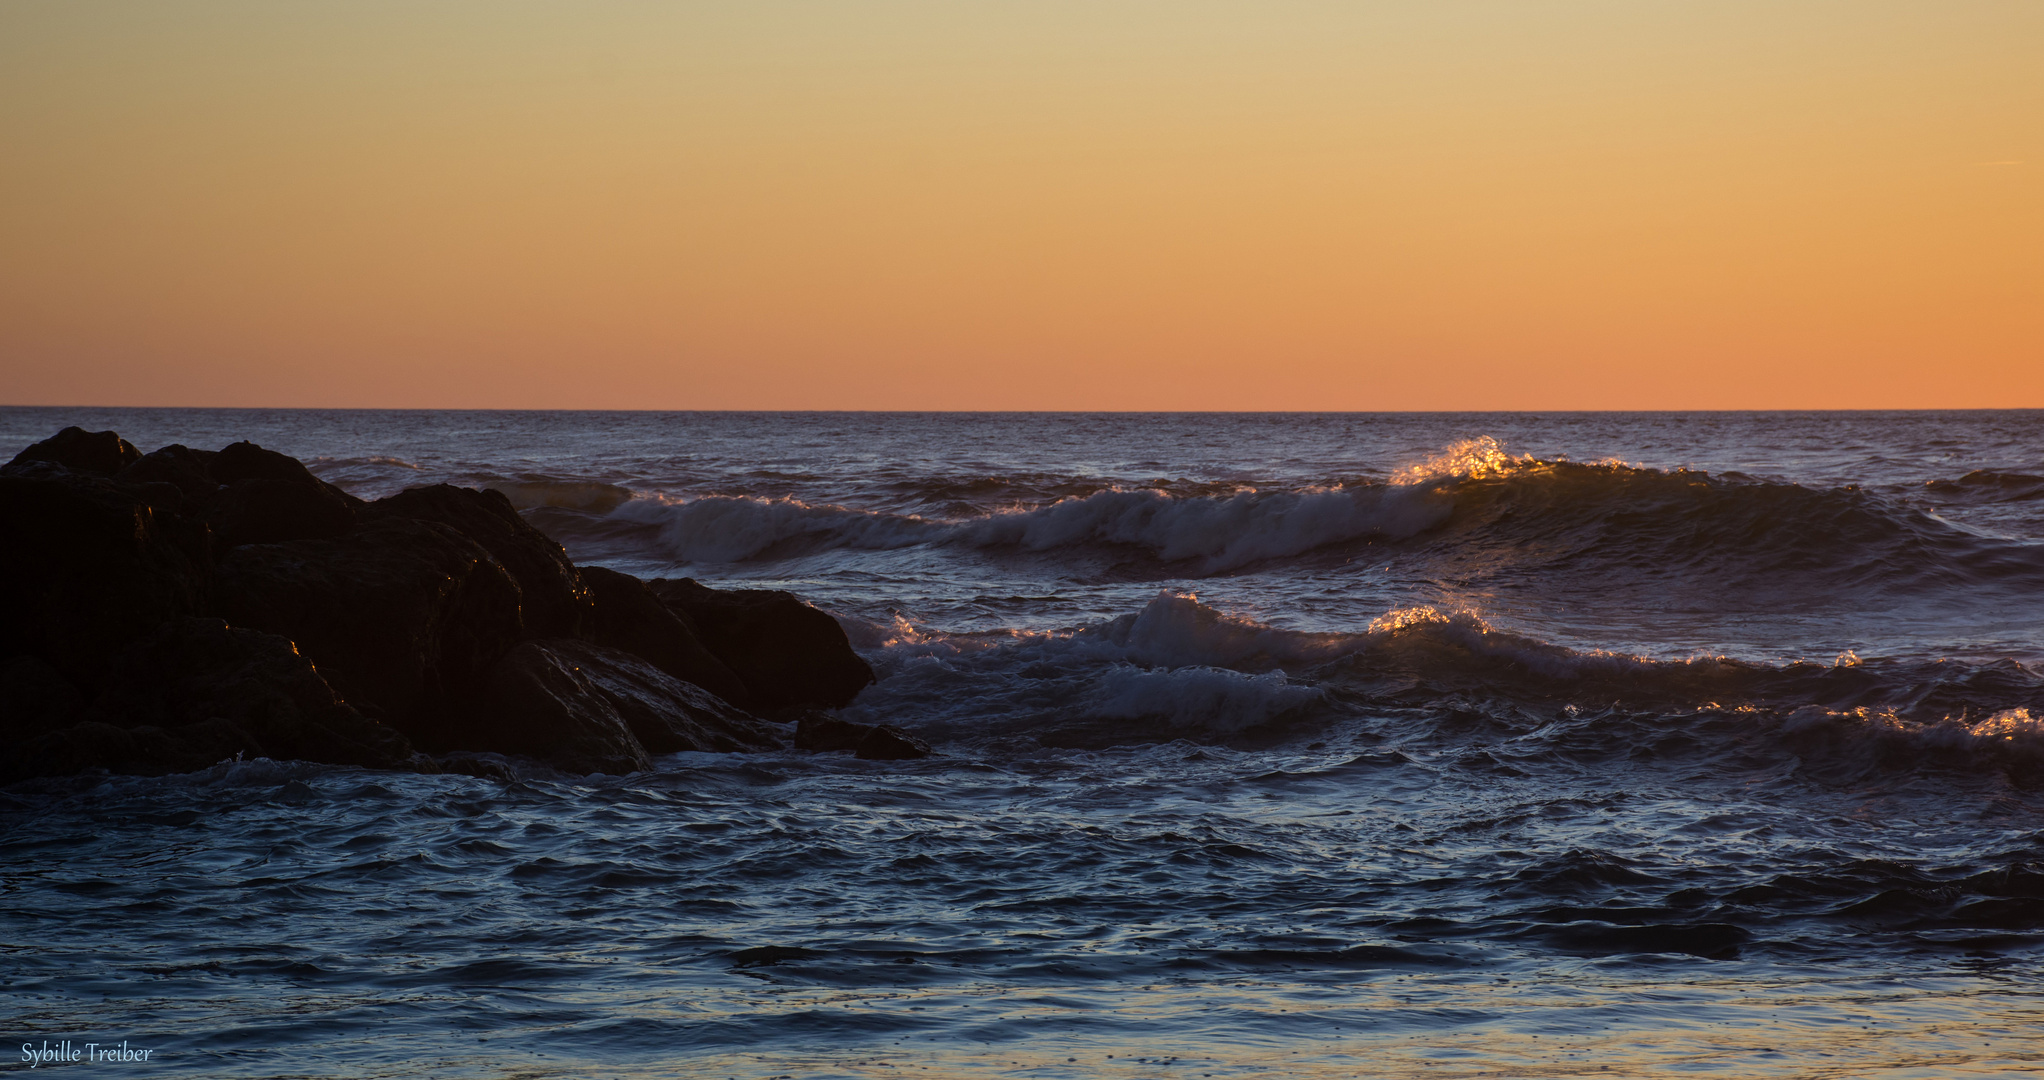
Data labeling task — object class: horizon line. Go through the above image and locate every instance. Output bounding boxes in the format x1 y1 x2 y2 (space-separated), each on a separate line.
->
2 404 2040 416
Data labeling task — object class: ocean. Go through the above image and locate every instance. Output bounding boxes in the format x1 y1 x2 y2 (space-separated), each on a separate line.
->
4 408 2042 1078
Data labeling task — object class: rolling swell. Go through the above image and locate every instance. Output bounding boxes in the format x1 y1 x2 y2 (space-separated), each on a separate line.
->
844 594 2044 779
1419 460 2044 591
526 447 2044 591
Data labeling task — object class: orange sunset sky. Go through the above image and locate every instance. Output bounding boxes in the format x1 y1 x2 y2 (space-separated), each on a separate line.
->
2 1 2039 410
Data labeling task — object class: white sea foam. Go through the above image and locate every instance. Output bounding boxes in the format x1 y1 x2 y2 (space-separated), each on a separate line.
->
1080 667 1322 732
553 435 1571 569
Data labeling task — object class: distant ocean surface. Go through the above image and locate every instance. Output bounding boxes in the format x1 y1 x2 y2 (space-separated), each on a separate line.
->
5 408 2044 1078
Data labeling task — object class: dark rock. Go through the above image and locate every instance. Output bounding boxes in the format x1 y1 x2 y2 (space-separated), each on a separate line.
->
580 565 753 708
181 441 364 549
853 725 931 761
80 617 421 770
475 640 654 774
369 485 592 638
546 639 778 754
212 518 523 741
6 426 140 476
116 445 219 503
5 722 190 782
209 440 334 488
648 578 876 710
0 470 211 683
210 478 359 548
478 640 779 771
793 712 931 760
0 655 85 744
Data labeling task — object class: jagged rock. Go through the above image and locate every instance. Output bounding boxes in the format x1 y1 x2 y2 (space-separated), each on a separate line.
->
196 441 364 549
369 485 592 638
209 440 338 488
6 426 140 476
580 565 753 708
212 518 523 741
648 578 876 710
475 640 653 774
793 712 931 760
210 479 359 548
5 722 197 782
0 619 423 782
477 639 779 772
0 655 85 745
0 469 211 683
116 444 219 502
0 427 872 780
88 618 420 765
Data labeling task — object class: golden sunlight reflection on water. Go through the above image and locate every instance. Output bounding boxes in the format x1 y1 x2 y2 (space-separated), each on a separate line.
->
666 971 2043 1079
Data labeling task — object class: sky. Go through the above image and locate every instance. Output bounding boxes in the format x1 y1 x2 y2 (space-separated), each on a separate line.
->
1 1 2038 410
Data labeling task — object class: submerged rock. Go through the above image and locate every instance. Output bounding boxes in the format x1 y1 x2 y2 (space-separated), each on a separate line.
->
648 578 876 710
793 712 932 761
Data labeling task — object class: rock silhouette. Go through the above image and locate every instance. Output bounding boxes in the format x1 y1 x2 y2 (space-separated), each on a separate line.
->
0 428 892 781
648 578 877 710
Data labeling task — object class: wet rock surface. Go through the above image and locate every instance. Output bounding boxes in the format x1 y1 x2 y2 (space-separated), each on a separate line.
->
0 428 887 781
793 712 933 760
7 425 141 476
366 484 592 639
580 565 752 708
0 467 212 683
479 639 783 773
648 578 877 710
212 518 526 741
1 618 423 783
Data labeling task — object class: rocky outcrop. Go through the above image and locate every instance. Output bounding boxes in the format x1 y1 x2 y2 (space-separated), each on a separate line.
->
648 578 876 710
366 484 592 639
0 467 211 683
581 565 752 708
117 444 219 502
212 518 525 744
0 427 907 782
0 618 423 783
476 639 781 773
7 426 141 476
475 640 654 774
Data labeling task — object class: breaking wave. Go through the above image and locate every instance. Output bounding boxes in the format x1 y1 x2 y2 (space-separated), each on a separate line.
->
533 438 2044 588
840 594 2044 774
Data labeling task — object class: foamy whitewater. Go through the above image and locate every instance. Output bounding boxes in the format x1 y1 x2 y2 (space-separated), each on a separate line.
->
5 409 2043 1077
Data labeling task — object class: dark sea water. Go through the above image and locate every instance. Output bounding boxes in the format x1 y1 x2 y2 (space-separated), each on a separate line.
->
5 408 2044 1078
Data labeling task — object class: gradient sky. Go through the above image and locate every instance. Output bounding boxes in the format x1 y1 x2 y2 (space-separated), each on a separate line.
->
2 1 2038 410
